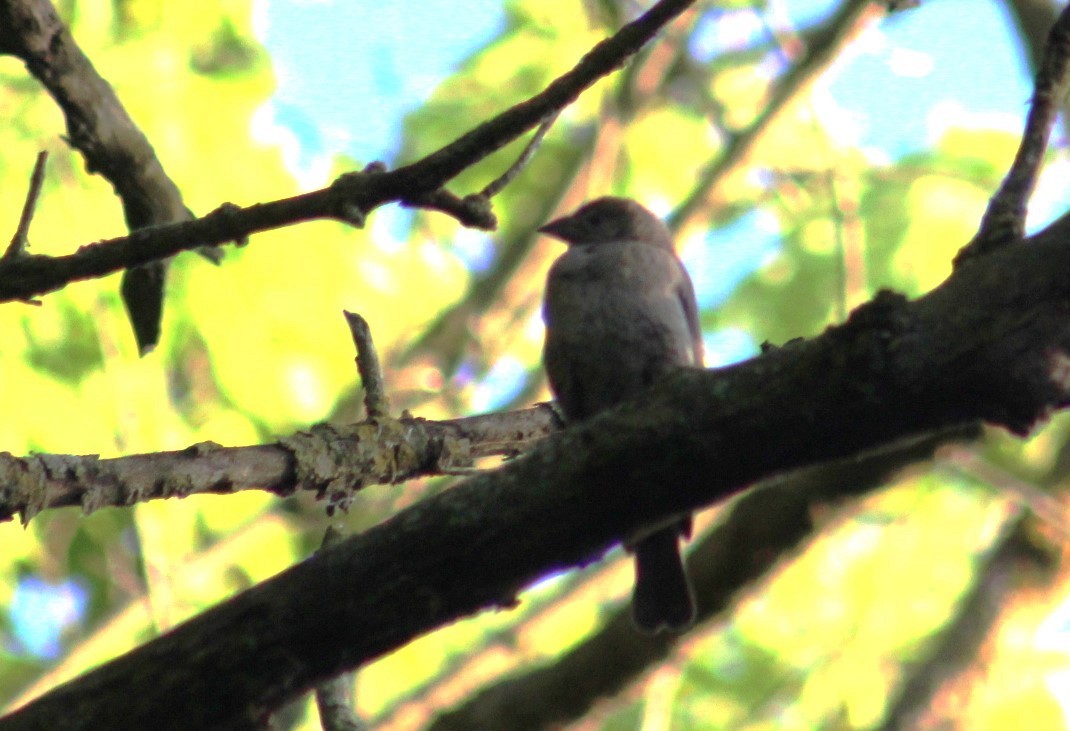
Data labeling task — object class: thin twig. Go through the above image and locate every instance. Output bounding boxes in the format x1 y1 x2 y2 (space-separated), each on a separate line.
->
667 0 880 232
343 311 390 419
884 0 919 10
311 526 366 731
4 151 48 260
399 131 596 369
938 445 1070 539
480 112 560 199
956 5 1070 264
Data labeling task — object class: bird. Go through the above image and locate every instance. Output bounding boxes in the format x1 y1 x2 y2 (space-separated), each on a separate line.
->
539 196 703 634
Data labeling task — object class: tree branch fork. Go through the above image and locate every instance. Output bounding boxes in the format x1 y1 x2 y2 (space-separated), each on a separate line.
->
3 205 1070 728
4 0 1070 726
0 0 699 305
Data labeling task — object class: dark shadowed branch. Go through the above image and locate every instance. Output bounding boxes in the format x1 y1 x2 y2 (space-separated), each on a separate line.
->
424 426 978 731
4 208 1070 728
956 2 1070 262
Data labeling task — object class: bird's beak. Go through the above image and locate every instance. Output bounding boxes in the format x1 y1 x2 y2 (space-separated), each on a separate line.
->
537 214 576 242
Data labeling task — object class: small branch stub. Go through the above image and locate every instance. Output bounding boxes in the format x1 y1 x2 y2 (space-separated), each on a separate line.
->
344 310 390 419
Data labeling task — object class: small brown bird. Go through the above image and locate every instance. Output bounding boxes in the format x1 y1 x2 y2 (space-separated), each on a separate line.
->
539 196 702 633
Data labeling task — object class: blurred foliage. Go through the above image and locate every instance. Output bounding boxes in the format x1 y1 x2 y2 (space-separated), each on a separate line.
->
1 1 1070 730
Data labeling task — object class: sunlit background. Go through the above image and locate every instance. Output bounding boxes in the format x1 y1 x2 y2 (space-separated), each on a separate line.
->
1 0 1070 728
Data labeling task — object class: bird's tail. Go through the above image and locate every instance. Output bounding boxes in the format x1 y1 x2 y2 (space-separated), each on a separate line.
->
631 527 696 634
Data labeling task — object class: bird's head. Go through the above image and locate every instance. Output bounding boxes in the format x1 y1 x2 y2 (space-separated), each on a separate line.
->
538 197 674 250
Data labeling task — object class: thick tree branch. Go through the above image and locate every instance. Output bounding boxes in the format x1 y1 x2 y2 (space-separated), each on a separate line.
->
421 426 978 731
3 208 1070 729
0 0 699 306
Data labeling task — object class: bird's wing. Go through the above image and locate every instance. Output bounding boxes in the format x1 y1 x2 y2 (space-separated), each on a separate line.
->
675 263 704 367
542 334 587 419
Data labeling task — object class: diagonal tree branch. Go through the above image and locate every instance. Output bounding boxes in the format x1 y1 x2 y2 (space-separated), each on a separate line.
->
669 0 883 231
3 205 1070 728
401 8 694 373
0 0 700 306
0 0 209 352
419 425 978 731
956 1 1070 262
878 517 1053 730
